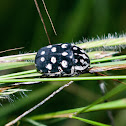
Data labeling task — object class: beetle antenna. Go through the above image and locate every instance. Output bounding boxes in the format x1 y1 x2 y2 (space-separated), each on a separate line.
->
42 0 57 36
34 0 51 45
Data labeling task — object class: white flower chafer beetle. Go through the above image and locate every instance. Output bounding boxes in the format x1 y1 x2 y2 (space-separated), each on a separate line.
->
35 43 90 77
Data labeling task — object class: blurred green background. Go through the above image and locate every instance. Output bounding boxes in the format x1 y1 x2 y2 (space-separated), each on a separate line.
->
0 0 126 126
0 0 126 53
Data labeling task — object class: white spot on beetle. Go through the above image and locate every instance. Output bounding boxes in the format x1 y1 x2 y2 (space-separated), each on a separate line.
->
47 45 52 48
75 59 78 63
41 51 45 55
80 59 84 64
61 60 68 68
71 66 75 75
83 61 88 65
41 57 45 62
80 50 85 53
61 44 67 48
62 52 68 56
70 55 73 59
73 47 78 50
75 66 84 70
46 64 52 70
51 47 56 52
51 57 56 64
79 54 88 59
74 53 78 55
58 66 63 72
83 64 89 69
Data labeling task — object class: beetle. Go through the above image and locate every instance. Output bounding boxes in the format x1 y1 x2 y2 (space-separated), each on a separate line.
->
35 43 90 77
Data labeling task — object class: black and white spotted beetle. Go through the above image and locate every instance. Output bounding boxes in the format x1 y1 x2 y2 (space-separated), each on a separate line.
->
35 43 90 77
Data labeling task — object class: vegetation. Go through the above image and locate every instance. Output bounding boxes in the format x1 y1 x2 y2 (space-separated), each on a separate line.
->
0 0 126 126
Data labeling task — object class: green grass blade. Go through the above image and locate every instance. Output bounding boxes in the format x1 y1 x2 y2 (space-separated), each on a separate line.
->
72 116 110 126
0 70 37 78
91 60 126 67
91 55 126 63
24 118 46 126
0 53 35 61
0 76 126 83
77 36 126 49
0 84 61 118
76 83 126 114
29 98 126 120
0 62 34 70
